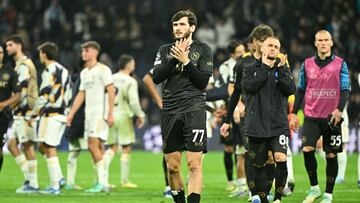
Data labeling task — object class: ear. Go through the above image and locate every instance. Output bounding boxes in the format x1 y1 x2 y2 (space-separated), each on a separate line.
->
190 25 196 32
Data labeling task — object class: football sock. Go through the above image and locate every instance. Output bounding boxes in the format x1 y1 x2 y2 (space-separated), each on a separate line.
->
28 159 38 188
325 156 338 193
224 151 234 181
121 154 130 183
303 151 318 186
274 161 287 201
15 154 29 181
187 193 201 203
67 150 80 185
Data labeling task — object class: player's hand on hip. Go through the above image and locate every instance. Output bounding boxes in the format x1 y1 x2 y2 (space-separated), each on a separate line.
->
66 114 73 126
220 123 230 137
331 109 343 126
136 117 145 128
106 113 114 127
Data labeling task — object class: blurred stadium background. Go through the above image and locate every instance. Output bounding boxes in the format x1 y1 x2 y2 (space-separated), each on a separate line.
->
1 0 360 202
1 0 359 153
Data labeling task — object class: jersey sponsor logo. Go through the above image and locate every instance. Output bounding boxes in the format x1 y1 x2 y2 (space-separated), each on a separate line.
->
191 52 200 60
2 73 10 81
308 88 337 98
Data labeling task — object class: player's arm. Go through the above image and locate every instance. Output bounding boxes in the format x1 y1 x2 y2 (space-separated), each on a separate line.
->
0 70 21 110
128 79 145 128
105 83 115 126
276 63 296 97
67 71 86 125
128 79 145 118
17 64 31 103
143 72 162 109
292 62 306 115
331 61 351 125
152 46 178 84
67 90 85 126
241 63 268 94
185 44 213 89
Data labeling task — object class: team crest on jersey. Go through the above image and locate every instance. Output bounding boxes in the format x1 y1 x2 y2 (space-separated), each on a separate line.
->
191 52 200 60
2 73 10 81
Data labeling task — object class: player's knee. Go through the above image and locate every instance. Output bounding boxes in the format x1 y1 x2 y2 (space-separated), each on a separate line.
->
68 150 80 160
274 153 287 162
187 160 201 174
326 153 336 159
167 163 181 174
302 146 315 152
224 145 234 153
266 153 275 164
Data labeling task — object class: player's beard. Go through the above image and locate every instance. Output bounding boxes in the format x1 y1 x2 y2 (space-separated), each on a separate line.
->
173 29 191 41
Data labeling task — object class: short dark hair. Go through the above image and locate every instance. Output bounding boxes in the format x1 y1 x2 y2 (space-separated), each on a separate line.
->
249 24 274 42
4 34 24 49
227 40 246 54
81 41 101 51
37 42 58 60
118 54 134 71
171 10 197 26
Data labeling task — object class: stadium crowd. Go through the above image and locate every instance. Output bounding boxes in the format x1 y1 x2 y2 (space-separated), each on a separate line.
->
1 0 360 126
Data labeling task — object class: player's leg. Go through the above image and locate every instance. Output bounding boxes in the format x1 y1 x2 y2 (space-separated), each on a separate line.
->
120 144 137 188
104 124 118 189
162 155 171 197
272 135 288 202
247 137 269 203
336 123 349 183
66 138 84 190
85 118 108 192
40 143 61 194
223 144 235 190
265 151 275 198
0 115 8 172
87 137 106 189
284 143 295 196
336 145 347 183
23 141 38 190
39 116 66 194
166 151 185 203
229 145 247 197
184 108 208 203
358 154 360 188
117 116 137 188
186 151 203 203
8 118 30 192
302 118 322 203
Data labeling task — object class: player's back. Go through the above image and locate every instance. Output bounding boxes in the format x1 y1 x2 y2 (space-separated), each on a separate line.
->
113 73 137 117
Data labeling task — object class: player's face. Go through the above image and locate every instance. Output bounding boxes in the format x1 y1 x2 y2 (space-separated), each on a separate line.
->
172 17 194 40
232 44 246 59
315 32 333 55
82 47 98 62
5 41 19 57
0 47 4 62
261 37 280 60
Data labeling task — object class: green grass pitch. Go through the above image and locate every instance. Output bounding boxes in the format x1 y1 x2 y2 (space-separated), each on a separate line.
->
0 151 359 202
